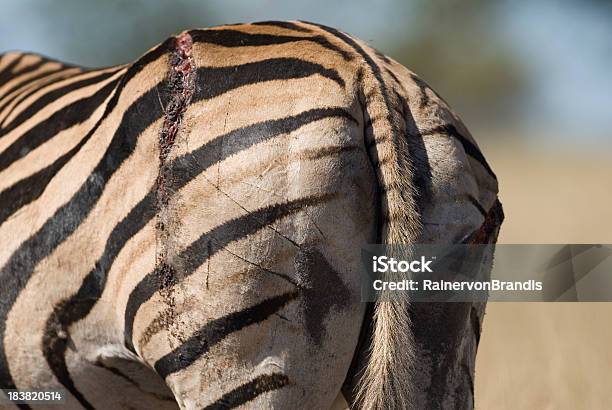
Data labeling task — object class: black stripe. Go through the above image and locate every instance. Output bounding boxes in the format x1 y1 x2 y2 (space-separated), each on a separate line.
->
461 198 504 244
154 292 298 378
0 66 67 117
300 22 392 112
0 39 171 396
0 54 25 86
0 58 45 88
41 332 95 410
465 194 487 218
421 124 496 179
0 69 121 133
189 29 351 60
374 49 391 64
171 107 356 186
203 373 290 410
0 76 121 172
0 78 122 225
10 59 46 77
470 305 482 346
409 73 449 109
124 194 334 353
192 58 345 102
251 20 312 33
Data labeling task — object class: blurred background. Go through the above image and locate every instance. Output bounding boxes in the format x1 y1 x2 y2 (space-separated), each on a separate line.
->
1 1 611 408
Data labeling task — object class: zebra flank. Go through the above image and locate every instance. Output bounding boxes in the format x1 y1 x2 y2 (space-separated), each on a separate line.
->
0 20 501 409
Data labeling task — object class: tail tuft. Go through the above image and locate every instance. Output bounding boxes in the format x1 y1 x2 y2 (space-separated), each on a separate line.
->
355 64 420 410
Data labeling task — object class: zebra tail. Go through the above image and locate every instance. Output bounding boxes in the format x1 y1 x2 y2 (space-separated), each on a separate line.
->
354 67 421 410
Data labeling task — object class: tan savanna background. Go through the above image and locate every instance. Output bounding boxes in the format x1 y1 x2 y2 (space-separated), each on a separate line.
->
2 1 611 408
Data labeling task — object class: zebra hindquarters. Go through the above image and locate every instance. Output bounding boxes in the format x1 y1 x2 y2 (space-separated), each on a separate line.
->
127 106 374 409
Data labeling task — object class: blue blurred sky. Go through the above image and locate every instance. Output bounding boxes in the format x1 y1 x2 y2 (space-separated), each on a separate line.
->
500 1 612 143
1 0 610 144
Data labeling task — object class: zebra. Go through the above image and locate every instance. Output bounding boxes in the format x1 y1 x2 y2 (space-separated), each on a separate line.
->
0 21 503 409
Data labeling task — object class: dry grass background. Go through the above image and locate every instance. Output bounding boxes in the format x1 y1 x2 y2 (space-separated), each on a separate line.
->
475 141 612 409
